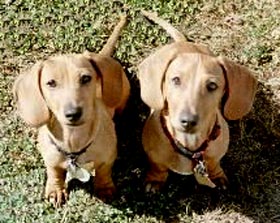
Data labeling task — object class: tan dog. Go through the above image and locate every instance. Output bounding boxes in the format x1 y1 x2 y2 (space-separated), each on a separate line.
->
13 16 130 207
138 11 257 193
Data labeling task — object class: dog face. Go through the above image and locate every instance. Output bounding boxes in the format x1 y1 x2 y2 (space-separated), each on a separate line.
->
40 55 97 127
164 53 225 134
138 42 257 123
14 53 125 127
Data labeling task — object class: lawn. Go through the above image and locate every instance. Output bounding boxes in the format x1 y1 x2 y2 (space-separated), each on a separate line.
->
0 0 280 222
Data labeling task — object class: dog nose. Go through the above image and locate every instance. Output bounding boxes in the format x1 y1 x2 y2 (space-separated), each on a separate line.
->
64 106 82 122
179 113 199 129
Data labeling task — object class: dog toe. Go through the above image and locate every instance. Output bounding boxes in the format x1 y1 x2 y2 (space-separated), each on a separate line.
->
47 188 68 208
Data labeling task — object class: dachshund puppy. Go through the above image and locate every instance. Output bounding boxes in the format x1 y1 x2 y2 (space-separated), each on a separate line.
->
13 16 130 207
138 11 257 193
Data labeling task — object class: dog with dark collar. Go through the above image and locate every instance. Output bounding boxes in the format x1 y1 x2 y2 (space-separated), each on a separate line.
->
138 11 257 192
13 16 130 207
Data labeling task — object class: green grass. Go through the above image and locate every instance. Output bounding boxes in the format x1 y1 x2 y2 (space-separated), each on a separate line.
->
1 0 280 222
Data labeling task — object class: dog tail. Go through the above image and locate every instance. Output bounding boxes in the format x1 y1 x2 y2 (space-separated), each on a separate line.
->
141 10 186 42
99 16 127 56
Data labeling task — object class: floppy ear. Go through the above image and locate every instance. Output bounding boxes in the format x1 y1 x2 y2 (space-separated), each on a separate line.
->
138 46 175 110
13 62 50 127
85 52 124 108
219 57 257 120
138 42 213 110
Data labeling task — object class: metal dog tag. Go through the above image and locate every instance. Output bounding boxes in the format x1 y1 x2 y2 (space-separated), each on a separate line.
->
193 161 216 188
66 160 91 183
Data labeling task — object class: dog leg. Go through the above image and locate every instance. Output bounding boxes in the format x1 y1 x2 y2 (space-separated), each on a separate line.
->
45 166 68 207
206 159 228 190
145 162 169 193
94 164 116 202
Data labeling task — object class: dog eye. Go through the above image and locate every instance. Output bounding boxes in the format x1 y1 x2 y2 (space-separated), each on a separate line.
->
80 75 92 85
171 76 181 86
46 79 57 88
206 82 218 92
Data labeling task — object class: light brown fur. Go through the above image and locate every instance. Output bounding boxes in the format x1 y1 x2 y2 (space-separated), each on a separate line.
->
13 16 130 207
138 11 257 192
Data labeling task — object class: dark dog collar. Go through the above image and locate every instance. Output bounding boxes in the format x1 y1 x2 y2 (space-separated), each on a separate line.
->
49 136 93 160
160 114 221 161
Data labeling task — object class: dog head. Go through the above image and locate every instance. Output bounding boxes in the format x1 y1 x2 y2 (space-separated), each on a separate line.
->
13 53 124 127
138 42 257 134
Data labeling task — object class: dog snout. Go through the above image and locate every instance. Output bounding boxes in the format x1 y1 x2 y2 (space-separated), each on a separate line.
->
179 113 199 130
64 105 82 122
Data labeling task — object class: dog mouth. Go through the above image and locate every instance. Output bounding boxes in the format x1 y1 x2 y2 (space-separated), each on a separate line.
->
176 126 197 134
65 121 85 127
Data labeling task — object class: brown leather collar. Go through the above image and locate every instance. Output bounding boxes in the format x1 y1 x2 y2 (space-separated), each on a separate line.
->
160 114 221 161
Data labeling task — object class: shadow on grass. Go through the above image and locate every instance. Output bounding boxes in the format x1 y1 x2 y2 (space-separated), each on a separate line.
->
110 78 280 222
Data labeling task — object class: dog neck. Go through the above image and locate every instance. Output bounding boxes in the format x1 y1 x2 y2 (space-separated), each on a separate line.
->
47 108 100 153
162 113 219 152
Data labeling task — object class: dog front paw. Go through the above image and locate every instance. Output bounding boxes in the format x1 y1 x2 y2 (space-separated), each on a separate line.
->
211 173 228 190
45 185 68 208
145 181 165 193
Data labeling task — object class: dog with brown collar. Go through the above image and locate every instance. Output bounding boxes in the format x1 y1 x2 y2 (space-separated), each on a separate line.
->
138 11 257 193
